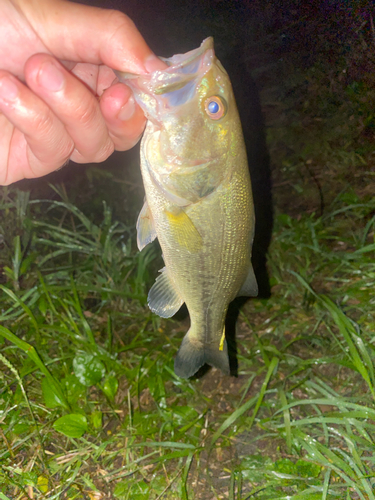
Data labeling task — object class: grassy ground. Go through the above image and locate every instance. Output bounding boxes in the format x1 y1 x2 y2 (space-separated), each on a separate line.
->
2 3 375 499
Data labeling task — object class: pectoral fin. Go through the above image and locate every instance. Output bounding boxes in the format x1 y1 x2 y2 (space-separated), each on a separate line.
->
165 208 203 253
137 200 157 251
148 268 184 318
237 264 258 297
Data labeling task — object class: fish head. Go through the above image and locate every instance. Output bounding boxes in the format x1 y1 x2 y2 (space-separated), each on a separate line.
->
116 38 242 178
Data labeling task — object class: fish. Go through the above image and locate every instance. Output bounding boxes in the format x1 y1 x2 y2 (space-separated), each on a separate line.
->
116 37 258 378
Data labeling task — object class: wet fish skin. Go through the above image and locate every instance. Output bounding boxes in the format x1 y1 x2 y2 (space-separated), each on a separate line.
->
117 38 257 378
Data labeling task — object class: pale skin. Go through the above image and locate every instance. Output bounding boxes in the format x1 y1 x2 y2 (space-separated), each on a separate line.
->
0 0 167 185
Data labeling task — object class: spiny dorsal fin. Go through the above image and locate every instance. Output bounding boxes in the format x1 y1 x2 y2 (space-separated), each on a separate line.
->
237 264 258 297
137 200 157 251
148 268 184 318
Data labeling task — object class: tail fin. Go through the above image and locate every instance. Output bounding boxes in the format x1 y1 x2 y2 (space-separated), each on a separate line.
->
174 332 230 378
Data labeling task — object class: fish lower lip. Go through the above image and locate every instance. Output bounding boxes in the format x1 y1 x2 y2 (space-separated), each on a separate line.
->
164 155 212 168
190 159 212 166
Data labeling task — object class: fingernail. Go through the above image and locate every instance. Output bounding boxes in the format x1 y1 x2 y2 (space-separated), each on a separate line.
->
118 95 136 121
144 54 168 73
0 76 19 102
38 61 65 92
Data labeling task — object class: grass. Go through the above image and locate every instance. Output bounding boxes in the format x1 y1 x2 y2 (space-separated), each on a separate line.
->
2 6 375 500
1 175 375 499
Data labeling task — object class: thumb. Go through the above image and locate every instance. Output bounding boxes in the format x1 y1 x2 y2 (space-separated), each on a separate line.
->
19 0 166 74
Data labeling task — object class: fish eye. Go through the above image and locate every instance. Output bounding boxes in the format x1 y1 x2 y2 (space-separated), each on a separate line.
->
204 96 226 120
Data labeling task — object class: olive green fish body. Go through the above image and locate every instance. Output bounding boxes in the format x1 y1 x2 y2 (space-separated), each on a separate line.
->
117 38 257 378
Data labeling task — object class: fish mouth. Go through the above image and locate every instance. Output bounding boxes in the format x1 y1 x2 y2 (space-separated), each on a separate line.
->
115 38 215 119
151 37 214 96
165 156 214 172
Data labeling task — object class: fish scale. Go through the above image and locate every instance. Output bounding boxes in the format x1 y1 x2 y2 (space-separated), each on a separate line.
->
116 38 258 378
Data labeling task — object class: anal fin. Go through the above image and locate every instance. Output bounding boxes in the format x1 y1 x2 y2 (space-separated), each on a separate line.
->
148 268 184 318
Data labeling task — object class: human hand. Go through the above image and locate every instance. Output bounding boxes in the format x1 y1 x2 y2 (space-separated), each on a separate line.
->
0 0 166 185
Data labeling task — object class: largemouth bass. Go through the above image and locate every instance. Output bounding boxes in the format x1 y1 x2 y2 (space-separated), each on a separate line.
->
117 38 258 378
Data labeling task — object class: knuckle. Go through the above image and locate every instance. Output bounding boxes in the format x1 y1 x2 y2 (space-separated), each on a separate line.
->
105 10 137 34
29 111 73 160
55 140 75 163
91 139 115 163
30 107 55 137
75 99 100 129
72 137 114 164
109 130 140 152
102 139 115 159
72 100 114 162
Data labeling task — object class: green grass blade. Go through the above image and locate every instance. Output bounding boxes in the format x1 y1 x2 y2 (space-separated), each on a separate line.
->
0 325 69 410
132 441 197 450
181 452 194 500
0 285 39 332
277 386 292 451
211 357 278 447
290 272 375 399
210 395 258 448
322 469 331 500
69 276 97 348
247 356 279 428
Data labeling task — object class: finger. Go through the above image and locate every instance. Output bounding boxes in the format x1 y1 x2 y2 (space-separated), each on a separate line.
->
71 64 147 150
0 71 75 184
17 0 167 74
100 82 146 151
0 113 13 185
71 63 100 94
25 54 114 164
72 64 116 96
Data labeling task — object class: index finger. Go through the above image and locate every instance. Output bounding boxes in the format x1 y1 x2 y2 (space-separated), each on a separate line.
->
16 0 167 74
